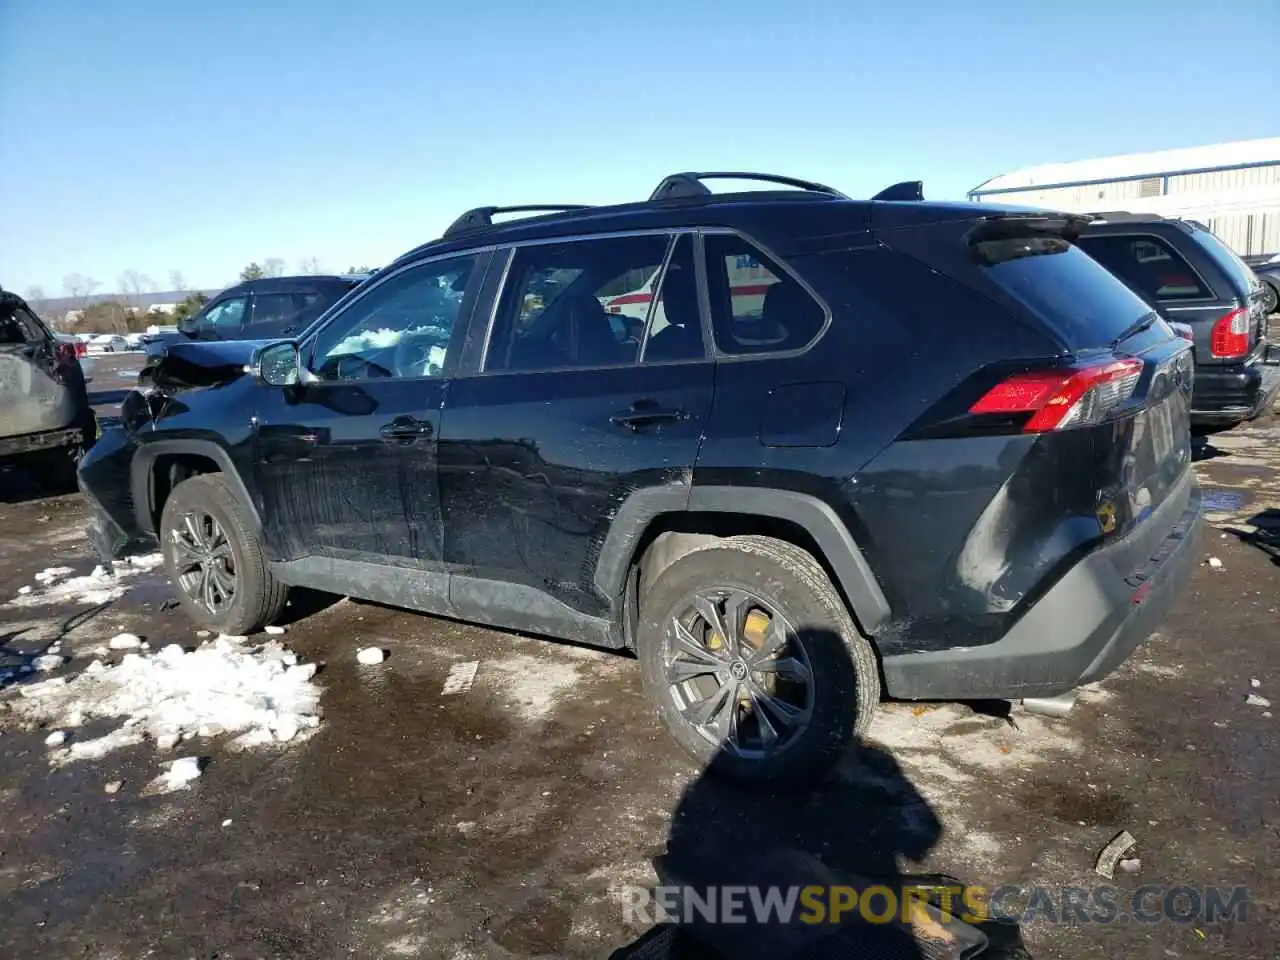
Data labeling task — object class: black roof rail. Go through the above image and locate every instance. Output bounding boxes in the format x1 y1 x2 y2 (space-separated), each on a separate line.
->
871 180 924 202
443 204 592 239
648 171 849 202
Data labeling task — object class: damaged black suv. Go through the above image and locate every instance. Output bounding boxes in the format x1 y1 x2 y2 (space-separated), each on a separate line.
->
79 173 1203 783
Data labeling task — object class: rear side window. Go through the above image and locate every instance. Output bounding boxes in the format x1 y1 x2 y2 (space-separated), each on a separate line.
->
1076 234 1209 301
1 302 44 344
702 234 825 354
486 234 669 372
973 236 1154 347
252 292 322 328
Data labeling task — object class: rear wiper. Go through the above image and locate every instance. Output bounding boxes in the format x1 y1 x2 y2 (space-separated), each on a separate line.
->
1110 311 1159 349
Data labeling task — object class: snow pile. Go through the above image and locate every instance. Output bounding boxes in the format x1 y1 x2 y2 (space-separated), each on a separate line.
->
7 554 166 608
7 636 322 762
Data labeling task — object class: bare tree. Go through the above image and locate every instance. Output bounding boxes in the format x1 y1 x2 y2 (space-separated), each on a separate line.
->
24 285 46 303
63 273 101 308
169 270 187 295
118 270 153 309
297 256 324 275
262 257 285 278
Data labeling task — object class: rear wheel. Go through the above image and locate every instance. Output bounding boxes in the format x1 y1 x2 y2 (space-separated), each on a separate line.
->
159 473 288 634
636 535 880 785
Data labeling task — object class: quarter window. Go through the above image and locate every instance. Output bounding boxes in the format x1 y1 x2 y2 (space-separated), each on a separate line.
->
486 235 669 372
308 255 478 381
702 235 825 354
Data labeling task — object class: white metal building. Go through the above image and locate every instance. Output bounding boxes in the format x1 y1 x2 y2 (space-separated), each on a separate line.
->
969 138 1280 258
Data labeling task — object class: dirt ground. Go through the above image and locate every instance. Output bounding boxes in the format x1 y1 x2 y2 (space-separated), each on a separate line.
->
0 403 1277 959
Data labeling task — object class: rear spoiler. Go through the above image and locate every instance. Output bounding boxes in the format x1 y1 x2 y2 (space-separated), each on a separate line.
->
965 213 1095 244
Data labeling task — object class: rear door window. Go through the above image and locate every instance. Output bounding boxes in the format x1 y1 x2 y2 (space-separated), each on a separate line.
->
485 234 670 372
973 235 1156 348
251 292 323 330
1075 234 1209 301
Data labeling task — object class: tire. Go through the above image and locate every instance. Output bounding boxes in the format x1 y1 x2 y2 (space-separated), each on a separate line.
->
159 473 288 635
635 534 880 786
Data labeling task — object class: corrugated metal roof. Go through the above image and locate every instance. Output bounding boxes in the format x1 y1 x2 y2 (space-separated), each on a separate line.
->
971 138 1280 195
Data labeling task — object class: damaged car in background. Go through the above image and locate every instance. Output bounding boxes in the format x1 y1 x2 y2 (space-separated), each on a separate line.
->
79 173 1202 784
0 289 96 488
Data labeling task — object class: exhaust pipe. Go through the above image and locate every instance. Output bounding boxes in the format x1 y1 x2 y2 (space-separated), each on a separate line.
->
1021 692 1077 718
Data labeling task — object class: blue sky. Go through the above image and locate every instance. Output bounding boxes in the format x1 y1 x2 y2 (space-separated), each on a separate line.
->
2 0 1276 297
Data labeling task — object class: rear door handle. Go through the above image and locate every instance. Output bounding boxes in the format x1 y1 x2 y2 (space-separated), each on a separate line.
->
379 415 434 443
610 401 687 431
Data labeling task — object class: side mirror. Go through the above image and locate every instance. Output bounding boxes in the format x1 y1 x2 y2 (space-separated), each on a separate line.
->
256 341 302 386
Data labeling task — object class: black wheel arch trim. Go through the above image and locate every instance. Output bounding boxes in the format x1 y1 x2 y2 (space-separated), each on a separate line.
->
594 484 891 636
130 439 262 537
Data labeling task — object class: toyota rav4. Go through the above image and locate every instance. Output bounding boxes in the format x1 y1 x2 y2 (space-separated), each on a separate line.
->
78 173 1203 783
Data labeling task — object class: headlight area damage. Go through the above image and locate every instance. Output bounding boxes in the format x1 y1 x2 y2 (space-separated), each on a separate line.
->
82 339 271 565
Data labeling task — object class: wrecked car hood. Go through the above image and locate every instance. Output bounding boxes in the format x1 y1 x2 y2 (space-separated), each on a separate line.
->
139 338 272 392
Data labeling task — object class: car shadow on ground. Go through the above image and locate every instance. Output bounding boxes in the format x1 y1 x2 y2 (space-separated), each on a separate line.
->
1190 434 1231 463
1227 508 1280 566
0 462 80 505
0 601 113 690
609 629 1031 960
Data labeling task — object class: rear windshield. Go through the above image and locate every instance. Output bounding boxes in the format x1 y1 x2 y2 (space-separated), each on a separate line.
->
972 236 1154 348
1075 234 1209 301
1187 225 1258 296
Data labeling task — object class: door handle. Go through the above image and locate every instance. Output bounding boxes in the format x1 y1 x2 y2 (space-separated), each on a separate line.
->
379 416 434 443
609 401 687 431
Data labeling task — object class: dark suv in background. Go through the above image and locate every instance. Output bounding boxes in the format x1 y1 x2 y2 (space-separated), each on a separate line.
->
146 274 369 354
1076 213 1278 429
80 174 1201 783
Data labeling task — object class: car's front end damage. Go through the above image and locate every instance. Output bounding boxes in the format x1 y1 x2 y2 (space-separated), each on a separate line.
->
78 338 266 564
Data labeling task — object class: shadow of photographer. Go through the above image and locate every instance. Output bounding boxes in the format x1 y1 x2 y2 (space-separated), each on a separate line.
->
610 627 1032 960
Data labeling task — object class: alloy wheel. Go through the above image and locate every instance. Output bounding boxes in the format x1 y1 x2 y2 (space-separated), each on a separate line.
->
169 510 237 616
663 588 814 759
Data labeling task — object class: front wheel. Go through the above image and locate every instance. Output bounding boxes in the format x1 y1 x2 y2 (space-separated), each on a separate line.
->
159 473 288 634
636 535 880 785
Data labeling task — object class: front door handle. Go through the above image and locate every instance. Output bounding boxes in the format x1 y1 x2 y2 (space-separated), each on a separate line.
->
610 401 687 431
379 416 434 444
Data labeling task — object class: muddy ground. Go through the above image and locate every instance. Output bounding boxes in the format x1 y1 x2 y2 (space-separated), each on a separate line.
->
0 404 1277 959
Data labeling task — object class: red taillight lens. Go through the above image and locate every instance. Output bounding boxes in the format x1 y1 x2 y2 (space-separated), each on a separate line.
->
75 340 87 357
1209 307 1249 358
970 358 1144 432
55 342 78 368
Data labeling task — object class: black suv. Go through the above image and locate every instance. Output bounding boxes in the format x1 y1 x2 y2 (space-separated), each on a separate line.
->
147 274 369 354
1076 213 1279 429
79 173 1203 783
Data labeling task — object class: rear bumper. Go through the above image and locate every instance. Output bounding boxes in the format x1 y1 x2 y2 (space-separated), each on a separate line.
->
1190 359 1280 426
0 425 86 461
881 477 1203 700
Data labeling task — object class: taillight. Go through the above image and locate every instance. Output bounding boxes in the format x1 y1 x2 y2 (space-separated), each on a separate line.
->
75 340 87 358
1209 307 1249 358
55 342 78 368
970 358 1144 432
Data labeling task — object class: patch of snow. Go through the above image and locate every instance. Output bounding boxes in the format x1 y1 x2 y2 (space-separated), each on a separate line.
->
5 554 164 609
5 639 322 765
1246 693 1271 708
33 654 66 672
44 730 67 747
264 625 286 635
104 780 123 794
357 647 388 665
16 586 32 596
147 756 204 794
108 632 142 650
34 566 75 584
